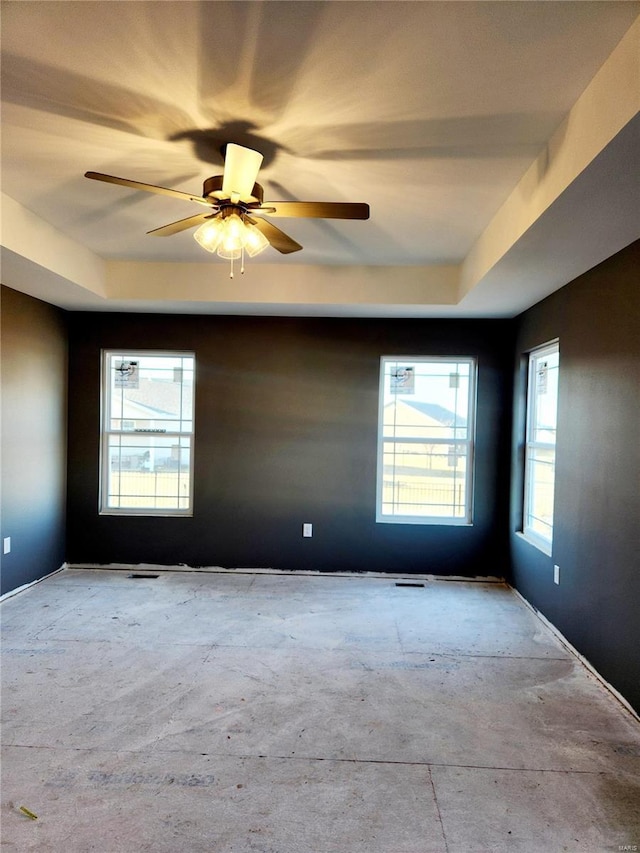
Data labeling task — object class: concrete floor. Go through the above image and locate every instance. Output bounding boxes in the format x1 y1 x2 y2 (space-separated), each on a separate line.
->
1 569 639 853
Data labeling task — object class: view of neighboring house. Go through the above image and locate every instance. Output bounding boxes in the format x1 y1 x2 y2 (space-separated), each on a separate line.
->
381 399 469 519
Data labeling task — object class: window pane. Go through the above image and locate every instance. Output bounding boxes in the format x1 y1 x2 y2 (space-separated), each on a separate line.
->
106 435 191 511
531 349 559 443
382 441 468 518
108 354 194 432
383 360 471 433
525 448 555 535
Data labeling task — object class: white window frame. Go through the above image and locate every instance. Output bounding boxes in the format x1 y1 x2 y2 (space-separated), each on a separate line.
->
376 356 477 525
100 350 195 516
523 340 559 553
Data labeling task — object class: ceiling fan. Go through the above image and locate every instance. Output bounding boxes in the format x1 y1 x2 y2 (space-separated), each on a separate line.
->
85 144 370 275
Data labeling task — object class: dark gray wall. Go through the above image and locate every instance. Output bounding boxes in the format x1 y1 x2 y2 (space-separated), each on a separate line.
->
0 286 68 595
3 244 638 714
66 315 514 576
510 240 640 713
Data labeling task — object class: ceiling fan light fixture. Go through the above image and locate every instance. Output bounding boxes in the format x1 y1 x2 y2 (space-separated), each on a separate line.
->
194 211 269 267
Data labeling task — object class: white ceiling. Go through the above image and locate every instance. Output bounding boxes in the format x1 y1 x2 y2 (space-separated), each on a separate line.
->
1 1 639 317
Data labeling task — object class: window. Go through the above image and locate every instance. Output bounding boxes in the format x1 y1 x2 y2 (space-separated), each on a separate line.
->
101 351 195 515
377 356 476 524
523 341 559 551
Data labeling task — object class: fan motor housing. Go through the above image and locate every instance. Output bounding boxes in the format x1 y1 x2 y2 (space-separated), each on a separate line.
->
203 176 264 204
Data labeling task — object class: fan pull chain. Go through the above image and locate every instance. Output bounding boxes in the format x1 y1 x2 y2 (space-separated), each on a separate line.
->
229 256 234 279
241 246 245 275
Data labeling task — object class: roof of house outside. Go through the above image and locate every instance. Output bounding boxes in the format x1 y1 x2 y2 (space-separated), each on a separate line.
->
123 379 192 418
397 400 467 428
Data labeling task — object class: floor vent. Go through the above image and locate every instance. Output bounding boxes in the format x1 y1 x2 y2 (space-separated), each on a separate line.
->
395 582 425 588
128 573 160 579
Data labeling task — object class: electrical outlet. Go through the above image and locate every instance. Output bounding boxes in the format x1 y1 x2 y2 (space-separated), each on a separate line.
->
553 564 560 585
303 523 313 538
3 537 11 555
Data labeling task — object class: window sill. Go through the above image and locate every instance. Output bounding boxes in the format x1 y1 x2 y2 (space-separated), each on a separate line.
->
377 516 473 526
99 510 193 518
516 530 552 557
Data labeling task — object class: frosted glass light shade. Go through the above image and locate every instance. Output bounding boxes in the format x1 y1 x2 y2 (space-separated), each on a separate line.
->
243 222 270 257
217 213 244 259
217 244 242 260
193 218 224 253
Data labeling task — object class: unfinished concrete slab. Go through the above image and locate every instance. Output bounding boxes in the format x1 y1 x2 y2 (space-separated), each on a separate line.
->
2 569 639 852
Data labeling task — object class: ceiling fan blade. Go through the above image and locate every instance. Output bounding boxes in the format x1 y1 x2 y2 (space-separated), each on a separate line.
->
221 144 264 200
147 212 215 236
247 216 303 254
257 201 370 220
85 172 214 207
